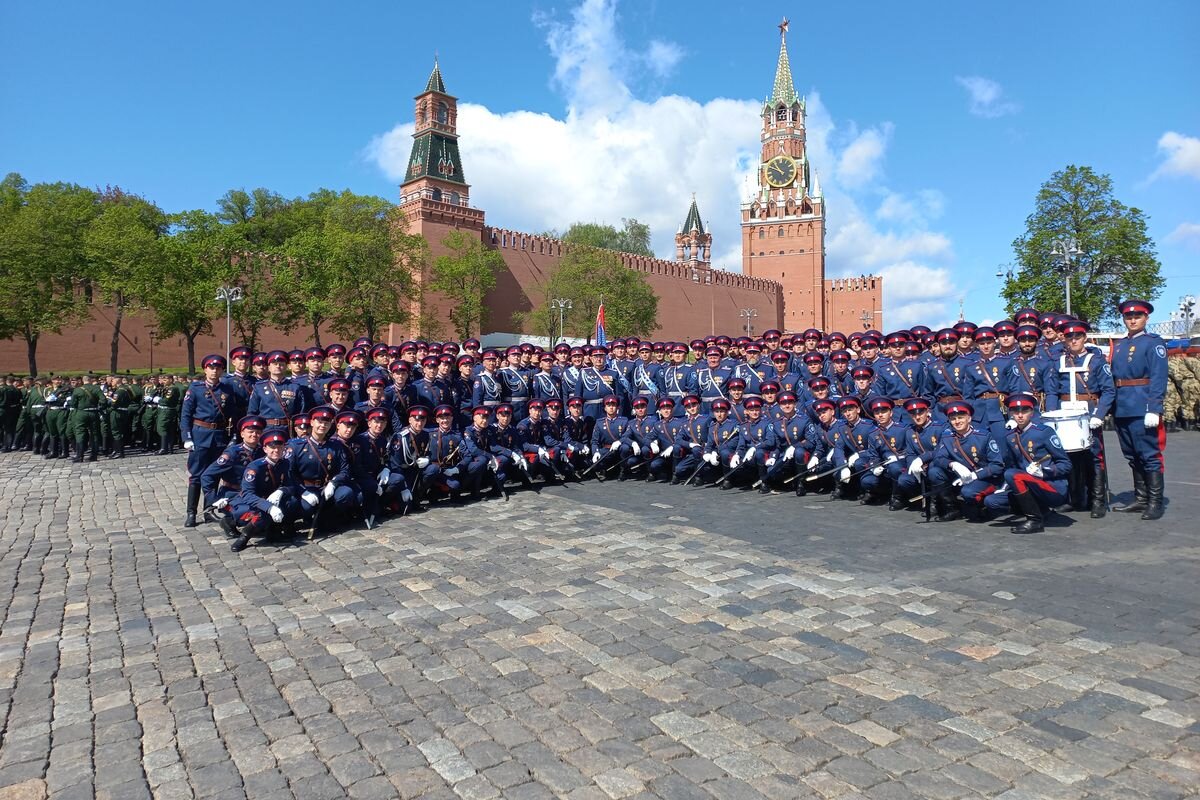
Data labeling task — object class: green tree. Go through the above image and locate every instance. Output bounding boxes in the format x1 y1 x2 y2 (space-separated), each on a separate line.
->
152 210 231 373
555 218 654 257
0 178 99 375
1004 165 1163 326
520 245 658 343
429 229 504 339
85 187 168 372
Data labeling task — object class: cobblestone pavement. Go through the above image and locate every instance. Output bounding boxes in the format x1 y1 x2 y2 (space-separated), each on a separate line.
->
0 442 1197 800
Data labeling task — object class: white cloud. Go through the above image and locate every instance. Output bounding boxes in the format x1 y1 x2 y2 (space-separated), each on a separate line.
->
1150 132 1200 182
955 75 1019 118
1166 221 1200 251
836 123 892 188
367 0 960 331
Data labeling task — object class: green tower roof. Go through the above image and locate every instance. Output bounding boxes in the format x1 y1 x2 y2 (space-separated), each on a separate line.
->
771 20 799 107
681 195 704 234
425 58 446 94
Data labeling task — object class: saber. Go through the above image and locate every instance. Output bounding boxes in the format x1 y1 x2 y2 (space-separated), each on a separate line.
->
681 454 709 486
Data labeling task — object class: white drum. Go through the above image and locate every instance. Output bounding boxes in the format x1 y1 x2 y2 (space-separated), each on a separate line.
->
1041 409 1092 452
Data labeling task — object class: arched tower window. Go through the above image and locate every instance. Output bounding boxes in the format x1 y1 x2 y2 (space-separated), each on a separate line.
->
449 191 460 206
431 188 442 202
777 226 784 237
758 228 765 239
776 105 788 122
437 101 449 124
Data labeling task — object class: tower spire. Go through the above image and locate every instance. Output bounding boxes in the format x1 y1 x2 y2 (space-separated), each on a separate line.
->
771 18 798 106
425 56 446 94
682 194 705 234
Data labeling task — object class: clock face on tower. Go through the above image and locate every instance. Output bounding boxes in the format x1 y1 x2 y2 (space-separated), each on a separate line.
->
765 155 796 188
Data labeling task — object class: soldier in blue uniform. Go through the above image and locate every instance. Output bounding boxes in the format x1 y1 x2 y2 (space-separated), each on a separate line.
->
963 327 1013 444
926 330 969 420
498 348 532 421
355 407 395 527
688 347 731 414
928 401 1005 523
388 406 432 508
492 404 534 490
860 398 908 508
830 396 875 501
731 345 766 399
385 362 416 422
724 397 776 492
471 350 507 413
629 344 662 405
229 427 305 553
827 350 854 396
670 395 709 484
985 393 1072 533
1009 325 1060 413
295 347 327 407
879 343 928 426
462 407 506 499
1052 319 1115 516
425 405 468 502
847 366 878 407
200 415 265 534
697 398 741 486
765 391 821 495
222 345 255 421
577 347 624 420
557 397 593 475
412 356 449 410
286 405 355 533
896 397 944 505
530 354 561 404
324 378 354 417
353 376 397 437
620 396 659 478
588 396 630 480
518 400 562 482
180 354 239 528
808 398 846 495
658 344 693 407
248 350 307 431
645 398 684 482
1110 299 1169 520
803 377 836 423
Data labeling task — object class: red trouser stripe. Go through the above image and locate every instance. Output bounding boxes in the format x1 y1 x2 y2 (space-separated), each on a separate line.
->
973 485 997 503
1158 424 1167 473
1012 473 1053 492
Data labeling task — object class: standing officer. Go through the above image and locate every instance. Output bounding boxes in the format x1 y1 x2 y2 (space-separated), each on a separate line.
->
156 373 183 455
1053 319 1115 517
68 373 103 462
1009 325 1060 413
107 375 138 459
1110 299 1169 520
43 376 68 459
180 355 238 527
248 350 306 431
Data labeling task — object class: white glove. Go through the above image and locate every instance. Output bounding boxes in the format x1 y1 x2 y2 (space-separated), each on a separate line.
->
825 450 834 463
1144 412 1160 428
949 462 971 479
838 467 851 483
743 447 756 462
650 441 660 454
401 489 413 503
766 457 776 467
730 455 741 469
152 396 161 405
1089 416 1104 429
661 446 673 457
1005 419 1018 430
632 442 641 455
378 467 391 485
214 497 230 510
592 452 602 464
510 452 522 465
691 441 702 451
580 445 590 455
301 491 319 506
269 505 284 523
489 458 499 472
1025 461 1044 478
885 455 899 465
322 482 336 500
184 440 195 451
444 466 459 476
609 441 621 452
872 465 884 476
908 457 924 476
265 490 282 505
538 447 549 461
417 457 430 468
516 457 528 472
784 446 795 461
848 453 860 468
704 451 719 465
807 455 820 469
46 393 57 402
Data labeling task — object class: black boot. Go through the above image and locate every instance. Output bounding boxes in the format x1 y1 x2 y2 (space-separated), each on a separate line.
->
758 466 771 494
888 489 905 511
184 484 200 528
1113 469 1148 513
88 435 99 462
794 472 807 497
1009 491 1045 534
935 490 962 522
230 529 252 552
157 428 171 455
219 515 239 539
1090 462 1107 518
1142 471 1165 521
72 440 84 463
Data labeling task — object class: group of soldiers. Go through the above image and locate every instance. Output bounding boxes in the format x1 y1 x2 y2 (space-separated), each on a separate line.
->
1 299 1171 552
0 372 183 459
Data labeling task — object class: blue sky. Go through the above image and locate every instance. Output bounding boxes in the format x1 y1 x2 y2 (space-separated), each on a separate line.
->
3 0 1198 330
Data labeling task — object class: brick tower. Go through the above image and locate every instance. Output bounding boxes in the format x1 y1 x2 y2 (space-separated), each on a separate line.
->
741 19 828 331
397 59 486 337
675 195 712 265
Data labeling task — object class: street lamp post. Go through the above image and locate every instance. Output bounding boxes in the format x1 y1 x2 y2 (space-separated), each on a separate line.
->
740 308 757 337
215 285 244 362
551 298 572 344
1180 295 1197 337
860 310 872 330
147 329 156 373
1049 236 1082 315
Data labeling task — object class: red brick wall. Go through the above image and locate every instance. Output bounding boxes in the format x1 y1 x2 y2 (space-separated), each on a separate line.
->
824 275 884 334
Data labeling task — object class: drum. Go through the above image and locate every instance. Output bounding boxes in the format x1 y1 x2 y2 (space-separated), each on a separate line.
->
1042 409 1091 452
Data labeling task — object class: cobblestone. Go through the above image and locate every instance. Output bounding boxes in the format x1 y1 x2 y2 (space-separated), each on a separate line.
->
0 449 1196 798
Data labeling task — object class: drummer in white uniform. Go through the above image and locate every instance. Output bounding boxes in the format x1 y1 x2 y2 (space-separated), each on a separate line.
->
1051 319 1115 518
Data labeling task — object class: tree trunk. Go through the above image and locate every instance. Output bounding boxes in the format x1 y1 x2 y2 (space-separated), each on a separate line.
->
312 319 322 348
25 326 38 377
110 298 124 374
185 331 198 375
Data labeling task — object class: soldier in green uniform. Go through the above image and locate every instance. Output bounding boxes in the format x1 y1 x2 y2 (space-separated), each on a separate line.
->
68 373 103 462
42 376 68 458
108 375 138 459
138 376 159 451
156 374 182 454
15 377 47 453
0 376 22 452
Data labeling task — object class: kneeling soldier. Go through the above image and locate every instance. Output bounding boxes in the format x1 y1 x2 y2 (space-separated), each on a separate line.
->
230 427 304 552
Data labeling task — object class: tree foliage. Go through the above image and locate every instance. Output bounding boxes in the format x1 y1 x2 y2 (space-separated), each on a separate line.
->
0 176 99 375
429 229 504 339
153 210 231 373
1004 165 1163 326
546 218 654 257
520 244 658 343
